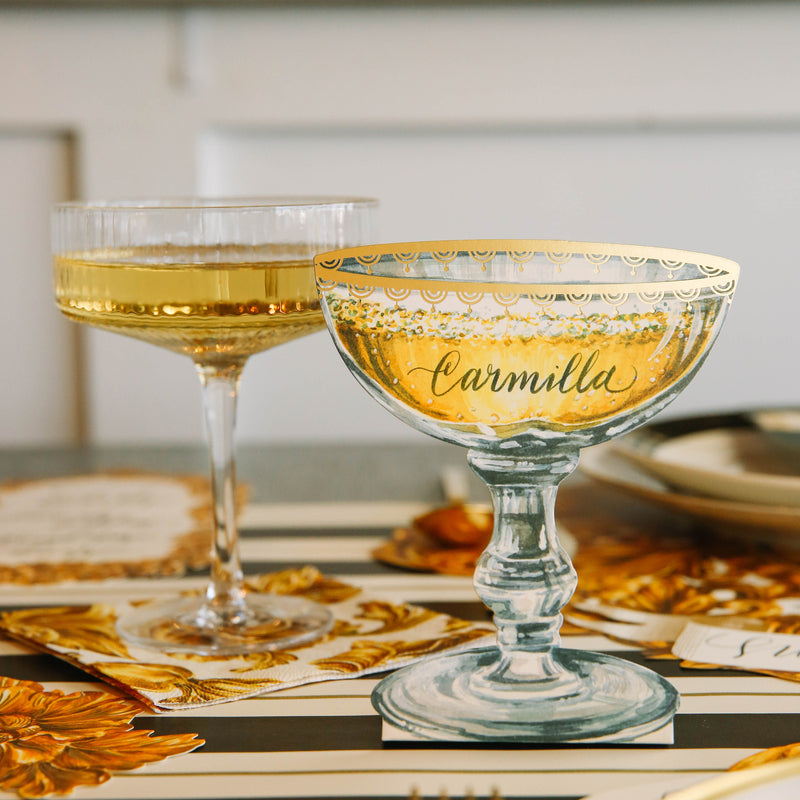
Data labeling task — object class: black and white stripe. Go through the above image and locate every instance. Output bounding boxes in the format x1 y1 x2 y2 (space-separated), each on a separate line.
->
1 501 796 800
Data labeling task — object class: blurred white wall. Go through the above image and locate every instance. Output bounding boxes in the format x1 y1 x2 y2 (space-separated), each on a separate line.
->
1 2 799 446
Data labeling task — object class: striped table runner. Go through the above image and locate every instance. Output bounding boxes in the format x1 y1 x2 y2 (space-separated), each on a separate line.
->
1 500 797 800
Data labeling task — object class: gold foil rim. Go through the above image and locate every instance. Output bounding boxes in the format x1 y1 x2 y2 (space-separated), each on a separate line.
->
314 239 739 299
315 271 737 303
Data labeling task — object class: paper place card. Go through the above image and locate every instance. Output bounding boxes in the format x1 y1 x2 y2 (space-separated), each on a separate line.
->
0 473 212 582
673 621 800 673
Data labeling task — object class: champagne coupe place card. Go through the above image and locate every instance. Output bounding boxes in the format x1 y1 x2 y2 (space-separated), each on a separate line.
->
673 622 800 673
0 473 212 582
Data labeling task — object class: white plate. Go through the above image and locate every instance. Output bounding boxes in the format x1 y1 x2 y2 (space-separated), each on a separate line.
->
616 428 800 508
580 443 800 545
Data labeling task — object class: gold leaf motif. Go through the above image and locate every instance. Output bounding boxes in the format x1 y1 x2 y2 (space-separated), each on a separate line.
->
568 527 794 629
764 616 800 635
0 676 201 799
144 613 310 651
531 485 800 683
245 565 323 593
330 618 363 637
230 650 299 673
175 650 299 672
729 742 800 771
157 677 279 707
0 605 131 659
444 617 486 633
273 618 361 651
91 662 197 693
92 662 277 706
228 619 375 673
353 601 438 634
311 629 492 673
246 566 361 604
311 640 398 672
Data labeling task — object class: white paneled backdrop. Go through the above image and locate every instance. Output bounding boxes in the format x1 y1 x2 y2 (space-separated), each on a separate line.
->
2 2 799 446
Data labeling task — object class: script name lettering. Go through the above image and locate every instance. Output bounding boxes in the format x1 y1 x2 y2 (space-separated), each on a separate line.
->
409 349 637 398
706 632 800 662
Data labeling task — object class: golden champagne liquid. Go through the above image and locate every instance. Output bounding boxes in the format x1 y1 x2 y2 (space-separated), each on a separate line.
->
330 297 721 432
54 245 324 365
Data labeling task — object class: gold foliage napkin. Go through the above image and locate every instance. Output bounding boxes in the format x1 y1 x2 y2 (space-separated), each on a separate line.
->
0 676 202 799
562 511 800 682
0 567 494 712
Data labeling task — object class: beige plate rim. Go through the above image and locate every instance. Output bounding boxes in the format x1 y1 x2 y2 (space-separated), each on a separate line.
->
580 443 800 537
615 428 800 509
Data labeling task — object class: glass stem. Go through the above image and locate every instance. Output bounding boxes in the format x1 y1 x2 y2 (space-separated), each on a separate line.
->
467 446 580 687
196 362 248 625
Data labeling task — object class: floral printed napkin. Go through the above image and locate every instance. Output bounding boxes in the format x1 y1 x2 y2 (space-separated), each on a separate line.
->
0 676 202 798
558 494 800 683
0 567 494 712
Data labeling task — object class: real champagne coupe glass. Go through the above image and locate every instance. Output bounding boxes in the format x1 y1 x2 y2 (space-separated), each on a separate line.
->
316 239 739 741
52 197 377 655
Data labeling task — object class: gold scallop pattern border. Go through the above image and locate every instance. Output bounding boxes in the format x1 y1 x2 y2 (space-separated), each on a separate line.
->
315 240 739 310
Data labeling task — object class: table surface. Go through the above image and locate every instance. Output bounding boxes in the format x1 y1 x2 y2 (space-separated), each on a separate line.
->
0 442 797 800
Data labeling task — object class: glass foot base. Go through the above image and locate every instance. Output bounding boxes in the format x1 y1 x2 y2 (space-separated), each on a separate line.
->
117 593 334 656
372 646 679 742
